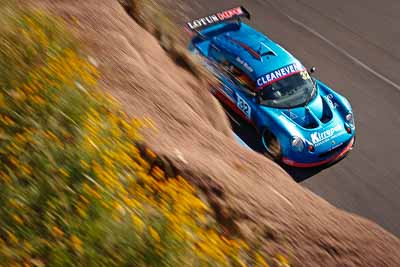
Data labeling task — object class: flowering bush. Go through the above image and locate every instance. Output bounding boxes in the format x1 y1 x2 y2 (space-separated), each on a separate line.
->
0 7 248 267
0 5 290 267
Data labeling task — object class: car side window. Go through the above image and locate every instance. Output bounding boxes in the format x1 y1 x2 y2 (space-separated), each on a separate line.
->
208 46 232 76
209 46 256 95
225 65 256 95
209 45 228 66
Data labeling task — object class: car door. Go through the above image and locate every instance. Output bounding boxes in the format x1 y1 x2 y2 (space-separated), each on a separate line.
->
207 47 257 123
209 64 240 108
224 65 259 124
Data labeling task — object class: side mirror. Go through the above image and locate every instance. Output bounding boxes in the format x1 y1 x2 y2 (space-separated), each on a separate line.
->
310 66 316 73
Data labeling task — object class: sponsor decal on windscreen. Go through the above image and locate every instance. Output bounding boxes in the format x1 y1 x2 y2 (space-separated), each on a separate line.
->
187 7 245 30
256 63 304 88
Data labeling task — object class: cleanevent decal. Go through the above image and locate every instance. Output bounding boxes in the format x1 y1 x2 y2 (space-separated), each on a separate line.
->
256 63 304 88
187 7 244 30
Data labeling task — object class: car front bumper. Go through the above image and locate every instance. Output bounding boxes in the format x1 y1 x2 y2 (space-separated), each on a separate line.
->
282 136 355 168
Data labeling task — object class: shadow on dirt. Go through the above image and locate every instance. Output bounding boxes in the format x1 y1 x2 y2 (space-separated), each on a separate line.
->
224 107 338 183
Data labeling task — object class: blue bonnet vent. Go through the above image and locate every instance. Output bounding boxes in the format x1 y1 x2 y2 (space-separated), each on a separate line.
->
258 42 277 57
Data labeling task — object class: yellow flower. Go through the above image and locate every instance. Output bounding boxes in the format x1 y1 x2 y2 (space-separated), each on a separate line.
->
145 148 157 159
151 166 164 180
83 183 102 199
59 168 69 177
2 115 15 126
23 241 33 252
71 15 80 26
79 195 89 204
45 131 58 141
0 171 11 183
100 200 110 209
112 213 121 223
70 235 83 253
80 159 90 170
255 253 270 267
31 95 45 105
6 230 18 244
149 227 160 242
9 156 19 166
21 165 33 176
143 117 156 130
274 254 290 267
15 133 26 143
12 214 23 225
131 214 144 233
51 226 64 238
76 204 87 218
0 93 5 107
123 196 140 209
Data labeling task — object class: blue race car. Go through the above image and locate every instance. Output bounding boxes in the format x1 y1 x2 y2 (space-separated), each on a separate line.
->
186 7 355 167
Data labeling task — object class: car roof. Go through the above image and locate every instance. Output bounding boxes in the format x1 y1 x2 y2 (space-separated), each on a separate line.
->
203 22 304 81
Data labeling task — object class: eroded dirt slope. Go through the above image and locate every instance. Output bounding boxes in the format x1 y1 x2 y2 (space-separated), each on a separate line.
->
26 0 400 266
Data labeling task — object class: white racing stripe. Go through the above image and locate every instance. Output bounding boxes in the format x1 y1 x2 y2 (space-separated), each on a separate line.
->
285 14 400 92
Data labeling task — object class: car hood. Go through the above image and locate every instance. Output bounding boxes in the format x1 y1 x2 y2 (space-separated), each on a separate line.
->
260 86 353 150
280 94 328 129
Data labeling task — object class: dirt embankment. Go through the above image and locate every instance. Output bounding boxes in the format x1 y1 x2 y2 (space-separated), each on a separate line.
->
26 0 400 266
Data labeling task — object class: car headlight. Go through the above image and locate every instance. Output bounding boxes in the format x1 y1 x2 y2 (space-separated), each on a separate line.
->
345 112 354 126
291 136 305 152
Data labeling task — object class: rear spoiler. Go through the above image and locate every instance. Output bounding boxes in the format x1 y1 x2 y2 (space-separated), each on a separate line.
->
185 6 250 32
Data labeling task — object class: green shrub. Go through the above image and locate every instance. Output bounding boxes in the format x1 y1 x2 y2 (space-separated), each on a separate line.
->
0 5 289 267
0 8 250 267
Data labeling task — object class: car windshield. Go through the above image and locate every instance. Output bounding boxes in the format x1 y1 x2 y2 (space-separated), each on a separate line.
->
258 71 315 108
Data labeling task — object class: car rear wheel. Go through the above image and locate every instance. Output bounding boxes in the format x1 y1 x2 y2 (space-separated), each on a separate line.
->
262 128 281 161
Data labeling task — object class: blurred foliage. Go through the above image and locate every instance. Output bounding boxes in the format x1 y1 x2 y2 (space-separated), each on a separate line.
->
0 4 290 267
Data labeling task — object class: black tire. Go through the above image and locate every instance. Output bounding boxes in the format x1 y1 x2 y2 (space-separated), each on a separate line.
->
261 128 282 161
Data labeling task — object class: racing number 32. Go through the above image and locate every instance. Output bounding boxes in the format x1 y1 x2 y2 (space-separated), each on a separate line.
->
236 94 251 119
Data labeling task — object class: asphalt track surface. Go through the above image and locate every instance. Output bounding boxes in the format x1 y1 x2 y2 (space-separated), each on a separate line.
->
182 0 400 236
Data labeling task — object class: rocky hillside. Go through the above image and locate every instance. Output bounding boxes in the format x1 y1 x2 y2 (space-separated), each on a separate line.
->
26 0 400 266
